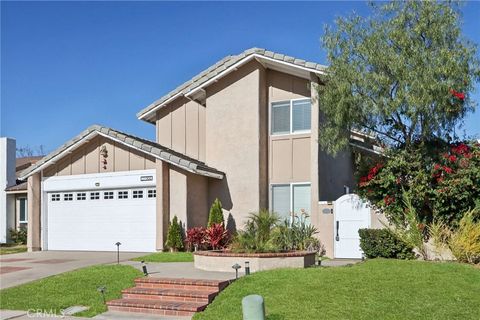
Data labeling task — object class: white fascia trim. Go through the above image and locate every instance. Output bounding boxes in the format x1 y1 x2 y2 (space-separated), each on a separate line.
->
5 190 28 195
256 55 327 76
137 54 326 121
350 129 376 140
138 91 183 121
19 131 98 180
349 142 384 156
96 132 223 179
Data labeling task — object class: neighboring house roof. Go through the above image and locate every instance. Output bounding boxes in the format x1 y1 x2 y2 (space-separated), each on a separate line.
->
5 181 27 193
137 47 328 123
18 125 224 180
16 156 43 176
4 156 43 193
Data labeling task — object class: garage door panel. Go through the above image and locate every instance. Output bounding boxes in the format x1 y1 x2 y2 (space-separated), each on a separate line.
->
47 188 156 252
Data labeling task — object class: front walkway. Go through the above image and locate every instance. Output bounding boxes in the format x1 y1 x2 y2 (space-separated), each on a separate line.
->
1 309 189 320
122 261 238 280
0 251 147 289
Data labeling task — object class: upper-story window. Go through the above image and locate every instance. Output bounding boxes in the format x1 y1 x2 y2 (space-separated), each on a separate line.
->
271 98 311 135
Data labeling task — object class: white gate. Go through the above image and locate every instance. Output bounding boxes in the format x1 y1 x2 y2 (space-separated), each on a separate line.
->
334 194 371 259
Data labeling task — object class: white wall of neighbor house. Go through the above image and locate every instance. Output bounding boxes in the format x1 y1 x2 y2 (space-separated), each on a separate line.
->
0 137 17 243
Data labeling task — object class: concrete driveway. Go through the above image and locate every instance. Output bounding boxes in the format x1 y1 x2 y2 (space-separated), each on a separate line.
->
0 251 147 289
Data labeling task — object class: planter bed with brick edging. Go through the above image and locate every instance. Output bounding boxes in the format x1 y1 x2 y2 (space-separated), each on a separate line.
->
194 251 316 272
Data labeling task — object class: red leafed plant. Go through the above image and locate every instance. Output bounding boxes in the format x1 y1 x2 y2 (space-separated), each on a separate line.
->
186 227 206 251
205 223 229 250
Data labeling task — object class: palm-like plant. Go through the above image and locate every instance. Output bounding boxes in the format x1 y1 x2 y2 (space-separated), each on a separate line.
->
248 209 279 245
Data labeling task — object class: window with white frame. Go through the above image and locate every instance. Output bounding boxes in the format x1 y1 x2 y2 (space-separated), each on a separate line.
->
103 191 114 200
64 193 73 201
90 192 100 200
148 189 156 198
133 190 144 199
118 191 129 199
271 98 311 135
271 183 311 222
51 194 61 202
77 193 86 201
19 198 28 223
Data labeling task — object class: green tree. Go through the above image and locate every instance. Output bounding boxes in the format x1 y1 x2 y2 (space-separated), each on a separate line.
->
208 198 224 227
318 0 480 155
165 216 184 252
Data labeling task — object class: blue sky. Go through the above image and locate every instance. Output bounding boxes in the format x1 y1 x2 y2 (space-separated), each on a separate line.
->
1 1 479 153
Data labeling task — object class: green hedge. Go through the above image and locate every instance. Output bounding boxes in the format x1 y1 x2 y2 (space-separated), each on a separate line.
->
359 228 415 260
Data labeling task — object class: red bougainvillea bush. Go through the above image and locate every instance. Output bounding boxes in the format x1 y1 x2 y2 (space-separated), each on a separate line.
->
357 141 480 227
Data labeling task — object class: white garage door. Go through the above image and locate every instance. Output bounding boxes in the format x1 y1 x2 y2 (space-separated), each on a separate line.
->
43 171 157 252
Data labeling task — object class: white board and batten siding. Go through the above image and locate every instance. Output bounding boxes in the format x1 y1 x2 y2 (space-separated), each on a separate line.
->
42 170 156 252
333 194 371 259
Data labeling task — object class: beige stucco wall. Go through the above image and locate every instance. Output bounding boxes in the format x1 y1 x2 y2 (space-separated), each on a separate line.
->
169 167 188 230
317 202 335 257
43 136 156 177
167 165 210 242
156 98 206 162
27 173 41 252
205 60 266 228
187 173 209 228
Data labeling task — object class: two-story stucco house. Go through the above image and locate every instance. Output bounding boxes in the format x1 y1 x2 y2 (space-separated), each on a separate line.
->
19 48 382 258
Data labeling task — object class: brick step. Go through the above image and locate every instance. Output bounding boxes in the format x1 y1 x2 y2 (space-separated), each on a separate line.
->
134 277 230 291
107 298 207 317
122 287 217 303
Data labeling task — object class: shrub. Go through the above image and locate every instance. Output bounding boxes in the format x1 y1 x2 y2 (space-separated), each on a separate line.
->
205 223 229 250
357 141 480 228
359 228 416 260
448 211 480 264
389 192 428 259
9 227 27 245
232 209 322 253
208 198 224 227
271 211 318 251
165 216 184 252
185 227 206 251
231 210 280 253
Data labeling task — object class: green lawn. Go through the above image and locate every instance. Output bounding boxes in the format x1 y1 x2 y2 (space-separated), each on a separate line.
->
131 251 193 263
194 259 480 320
0 245 27 255
0 265 142 317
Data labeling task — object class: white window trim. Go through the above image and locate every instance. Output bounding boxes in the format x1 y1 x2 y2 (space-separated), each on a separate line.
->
270 98 312 136
270 182 311 218
19 197 28 223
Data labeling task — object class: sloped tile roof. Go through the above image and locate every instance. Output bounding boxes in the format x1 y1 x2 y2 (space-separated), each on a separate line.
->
137 47 327 121
19 125 224 180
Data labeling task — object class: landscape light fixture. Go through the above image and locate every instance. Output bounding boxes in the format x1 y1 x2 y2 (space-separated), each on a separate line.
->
245 261 250 275
115 242 121 264
141 260 148 276
232 263 241 279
